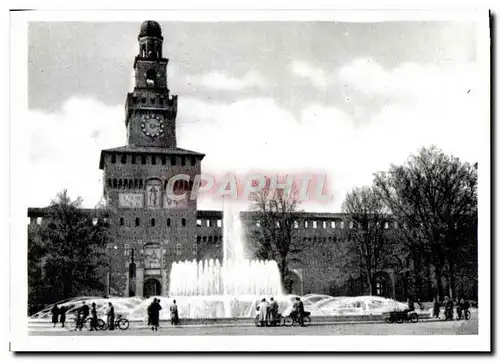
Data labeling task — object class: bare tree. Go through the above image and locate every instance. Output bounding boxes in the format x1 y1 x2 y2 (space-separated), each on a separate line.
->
250 179 302 292
341 186 389 296
374 146 477 300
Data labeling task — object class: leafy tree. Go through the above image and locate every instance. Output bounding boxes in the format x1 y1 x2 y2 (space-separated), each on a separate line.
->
28 190 111 313
249 180 303 292
374 147 477 300
341 186 389 296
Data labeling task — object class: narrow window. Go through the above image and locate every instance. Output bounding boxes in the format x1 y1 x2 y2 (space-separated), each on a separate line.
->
294 221 299 229
192 244 198 256
167 218 171 227
208 236 213 244
121 155 127 164
202 236 207 243
190 157 196 166
111 154 116 163
313 221 317 229
176 244 182 257
384 222 389 229
323 221 327 229
182 218 186 227
331 221 336 229
113 179 118 188
151 218 156 227
196 219 202 227
152 155 156 165
162 156 167 165
217 219 222 228
141 155 146 165
196 236 201 243
139 180 143 189
120 217 124 226
131 155 136 165
349 222 354 229
107 179 112 187
171 156 177 166
304 221 308 229
135 218 140 227
340 221 344 229
181 157 186 166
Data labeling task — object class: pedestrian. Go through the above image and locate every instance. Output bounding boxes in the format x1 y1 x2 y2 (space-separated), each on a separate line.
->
150 298 162 331
269 297 279 325
89 302 98 331
258 298 268 327
444 296 453 321
433 298 440 319
107 302 115 331
170 299 179 325
50 304 59 328
147 298 156 326
59 305 66 328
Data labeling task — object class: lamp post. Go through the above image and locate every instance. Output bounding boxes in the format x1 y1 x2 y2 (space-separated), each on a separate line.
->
107 244 118 296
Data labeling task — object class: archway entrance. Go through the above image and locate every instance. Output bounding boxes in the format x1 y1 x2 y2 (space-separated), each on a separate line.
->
143 278 161 298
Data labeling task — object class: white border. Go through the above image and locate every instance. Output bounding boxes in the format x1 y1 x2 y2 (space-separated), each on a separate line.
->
9 9 491 352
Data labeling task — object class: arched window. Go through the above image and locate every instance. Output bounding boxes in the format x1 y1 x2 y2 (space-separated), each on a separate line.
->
120 217 124 226
182 218 186 227
146 69 157 86
167 218 171 227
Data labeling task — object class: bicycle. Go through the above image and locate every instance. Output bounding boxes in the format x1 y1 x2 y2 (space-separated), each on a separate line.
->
69 316 106 331
254 312 283 327
283 311 311 327
100 314 130 331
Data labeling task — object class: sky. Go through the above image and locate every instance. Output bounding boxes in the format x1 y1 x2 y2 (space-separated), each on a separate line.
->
27 20 484 212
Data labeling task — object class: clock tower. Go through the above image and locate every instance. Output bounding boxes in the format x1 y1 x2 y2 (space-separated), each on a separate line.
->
125 20 177 148
99 21 205 298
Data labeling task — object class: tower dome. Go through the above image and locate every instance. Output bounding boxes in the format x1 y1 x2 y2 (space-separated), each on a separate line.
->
138 20 163 39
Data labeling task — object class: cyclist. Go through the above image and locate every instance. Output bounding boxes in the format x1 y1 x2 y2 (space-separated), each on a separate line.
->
77 301 90 331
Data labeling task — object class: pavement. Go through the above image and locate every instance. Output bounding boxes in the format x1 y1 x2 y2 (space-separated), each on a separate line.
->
29 316 478 336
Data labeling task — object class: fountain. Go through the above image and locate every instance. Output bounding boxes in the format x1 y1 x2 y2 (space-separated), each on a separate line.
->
164 200 284 318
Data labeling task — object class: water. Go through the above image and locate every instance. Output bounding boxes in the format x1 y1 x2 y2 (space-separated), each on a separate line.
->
167 200 283 317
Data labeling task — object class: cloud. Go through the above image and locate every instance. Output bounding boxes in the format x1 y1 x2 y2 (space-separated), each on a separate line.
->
25 98 125 208
186 70 267 91
25 56 484 213
289 60 331 88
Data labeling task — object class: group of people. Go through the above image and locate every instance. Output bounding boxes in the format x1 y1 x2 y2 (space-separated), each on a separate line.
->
147 298 179 331
256 296 306 327
433 296 470 321
256 297 280 326
51 301 115 331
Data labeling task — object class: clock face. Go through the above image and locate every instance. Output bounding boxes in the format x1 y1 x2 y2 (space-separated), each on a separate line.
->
141 114 164 138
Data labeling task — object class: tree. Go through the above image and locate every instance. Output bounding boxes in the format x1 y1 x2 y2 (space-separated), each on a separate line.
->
249 180 303 292
28 190 111 313
341 186 389 296
374 146 477 300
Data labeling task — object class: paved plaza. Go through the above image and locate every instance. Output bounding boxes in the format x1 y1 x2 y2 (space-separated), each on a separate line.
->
30 318 478 336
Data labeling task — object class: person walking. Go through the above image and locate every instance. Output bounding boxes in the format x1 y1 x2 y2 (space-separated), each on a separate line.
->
170 299 179 325
150 298 162 331
89 302 98 331
50 304 59 328
107 302 115 331
59 305 66 328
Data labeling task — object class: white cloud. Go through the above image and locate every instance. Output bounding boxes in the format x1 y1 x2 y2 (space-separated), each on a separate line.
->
25 58 485 212
187 70 267 91
25 98 125 208
289 60 331 88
